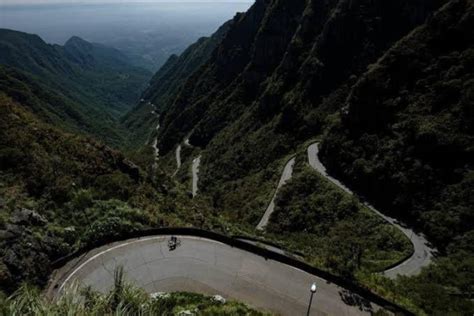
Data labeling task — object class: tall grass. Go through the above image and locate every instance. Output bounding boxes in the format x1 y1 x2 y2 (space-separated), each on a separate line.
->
0 267 269 316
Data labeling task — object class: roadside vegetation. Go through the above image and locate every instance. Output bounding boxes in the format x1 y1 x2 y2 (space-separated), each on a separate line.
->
0 94 219 294
266 165 412 277
1 0 473 314
0 267 269 316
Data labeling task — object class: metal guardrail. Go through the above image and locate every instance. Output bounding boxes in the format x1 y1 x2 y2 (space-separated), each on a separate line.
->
51 227 414 315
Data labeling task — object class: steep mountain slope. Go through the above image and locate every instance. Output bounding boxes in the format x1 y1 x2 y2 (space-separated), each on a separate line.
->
0 65 123 144
0 29 152 145
122 20 233 147
317 2 474 312
0 68 226 296
128 0 474 313
321 0 473 254
0 91 144 292
152 0 443 218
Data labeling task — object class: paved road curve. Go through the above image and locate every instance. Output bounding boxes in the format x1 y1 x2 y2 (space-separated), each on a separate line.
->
48 236 381 315
257 158 296 230
307 143 434 278
192 155 201 197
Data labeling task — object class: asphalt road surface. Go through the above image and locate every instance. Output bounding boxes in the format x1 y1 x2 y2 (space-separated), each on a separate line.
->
151 111 160 170
173 144 182 176
49 236 381 315
257 158 296 230
307 143 434 278
184 138 192 147
152 138 159 170
192 155 201 197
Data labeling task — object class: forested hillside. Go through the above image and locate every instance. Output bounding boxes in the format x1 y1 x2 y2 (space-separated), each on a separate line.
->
318 2 474 312
0 29 151 145
321 0 474 251
1 0 472 313
0 91 150 292
150 0 443 221
0 88 227 293
122 20 233 147
126 0 473 313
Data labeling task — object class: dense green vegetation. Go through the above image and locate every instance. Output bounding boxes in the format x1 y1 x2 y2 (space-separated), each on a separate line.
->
122 21 233 147
0 267 268 316
321 0 474 252
124 0 473 314
0 29 151 146
0 92 225 294
266 166 412 277
1 0 473 314
0 92 238 296
0 92 151 292
318 1 474 313
151 0 444 218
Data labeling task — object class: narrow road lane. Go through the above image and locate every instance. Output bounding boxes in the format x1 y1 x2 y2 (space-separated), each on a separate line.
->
184 138 191 147
173 144 182 176
152 137 159 170
192 155 201 197
150 110 160 170
307 143 434 278
257 158 295 230
49 236 382 316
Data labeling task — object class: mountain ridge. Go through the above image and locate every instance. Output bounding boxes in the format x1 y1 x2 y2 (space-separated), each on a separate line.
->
0 29 152 145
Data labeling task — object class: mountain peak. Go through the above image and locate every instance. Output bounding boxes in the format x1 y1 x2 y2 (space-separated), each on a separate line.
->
65 35 93 50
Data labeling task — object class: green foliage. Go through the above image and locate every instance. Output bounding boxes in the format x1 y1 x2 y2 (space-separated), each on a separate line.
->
128 1 472 313
266 168 412 276
1 1 473 315
141 1 446 263
318 1 474 313
0 95 153 292
123 21 232 147
0 29 152 146
80 201 149 246
0 93 227 294
0 267 270 316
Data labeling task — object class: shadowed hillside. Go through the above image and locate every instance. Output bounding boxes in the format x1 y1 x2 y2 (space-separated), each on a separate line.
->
0 29 152 146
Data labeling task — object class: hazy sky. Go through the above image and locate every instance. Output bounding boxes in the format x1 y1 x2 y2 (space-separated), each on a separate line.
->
0 0 252 4
0 0 252 70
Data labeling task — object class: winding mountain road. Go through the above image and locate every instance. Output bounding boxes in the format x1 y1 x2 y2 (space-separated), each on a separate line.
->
192 155 201 197
307 143 434 278
173 145 182 176
257 158 295 230
48 235 383 315
151 137 159 170
150 108 160 170
184 138 192 147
